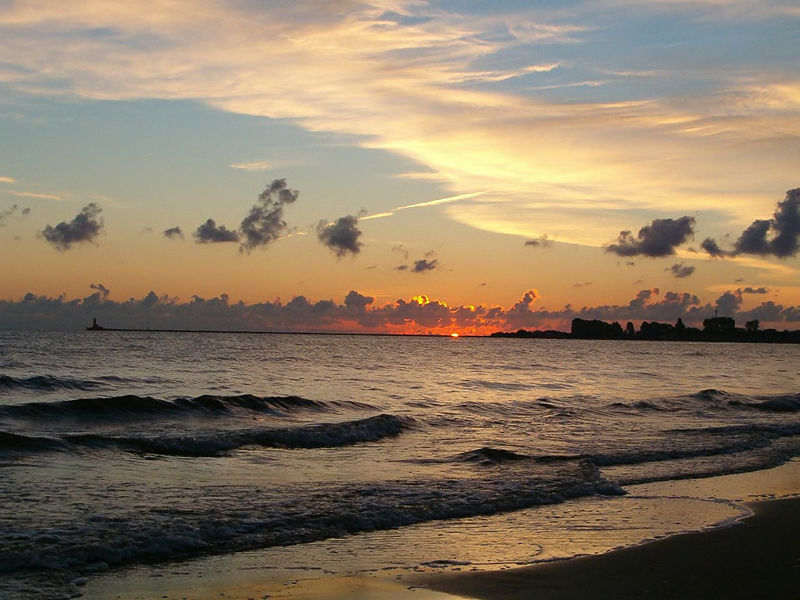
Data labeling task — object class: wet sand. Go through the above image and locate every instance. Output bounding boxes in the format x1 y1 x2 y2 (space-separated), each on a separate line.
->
423 497 800 600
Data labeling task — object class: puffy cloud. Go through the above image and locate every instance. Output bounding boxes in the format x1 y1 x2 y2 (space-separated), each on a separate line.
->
715 289 743 316
344 290 373 312
734 219 772 255
412 258 438 273
668 263 695 278
771 188 800 257
89 283 110 301
700 237 731 258
703 189 800 258
733 188 800 258
3 285 800 333
504 289 541 328
41 203 103 250
240 179 299 252
317 214 362 257
606 216 695 257
738 301 784 323
163 226 184 239
193 219 240 243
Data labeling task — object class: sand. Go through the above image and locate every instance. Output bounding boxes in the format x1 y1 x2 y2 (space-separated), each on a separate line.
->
82 497 800 600
423 497 800 600
79 462 800 599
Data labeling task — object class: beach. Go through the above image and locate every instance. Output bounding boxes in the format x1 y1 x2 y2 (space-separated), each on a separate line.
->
77 496 800 600
74 460 800 600
425 497 800 600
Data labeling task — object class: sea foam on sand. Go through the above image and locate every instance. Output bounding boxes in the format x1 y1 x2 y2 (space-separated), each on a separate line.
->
80 460 800 600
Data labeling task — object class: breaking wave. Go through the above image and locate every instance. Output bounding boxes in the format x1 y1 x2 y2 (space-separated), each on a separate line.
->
74 413 411 456
0 393 357 421
0 459 622 575
0 413 412 457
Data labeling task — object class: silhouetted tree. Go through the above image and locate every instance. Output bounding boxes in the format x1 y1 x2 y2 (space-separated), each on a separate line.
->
703 316 736 336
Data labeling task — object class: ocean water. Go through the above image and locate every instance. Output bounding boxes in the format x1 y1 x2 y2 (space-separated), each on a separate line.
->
1 331 799 599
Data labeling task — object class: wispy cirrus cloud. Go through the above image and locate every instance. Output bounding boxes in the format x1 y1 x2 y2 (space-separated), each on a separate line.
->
7 190 62 201
229 161 274 171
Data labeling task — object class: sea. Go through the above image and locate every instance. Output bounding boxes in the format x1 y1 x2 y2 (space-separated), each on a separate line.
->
1 330 799 599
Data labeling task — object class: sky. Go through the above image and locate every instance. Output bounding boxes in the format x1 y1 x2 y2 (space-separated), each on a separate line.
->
1 0 799 334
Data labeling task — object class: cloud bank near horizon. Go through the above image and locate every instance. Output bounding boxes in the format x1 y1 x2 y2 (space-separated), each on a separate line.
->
3 286 797 334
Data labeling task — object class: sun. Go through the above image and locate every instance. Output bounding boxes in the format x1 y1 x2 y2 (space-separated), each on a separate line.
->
450 332 459 338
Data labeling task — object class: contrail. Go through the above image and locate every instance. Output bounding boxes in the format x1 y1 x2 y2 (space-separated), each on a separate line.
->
360 191 487 221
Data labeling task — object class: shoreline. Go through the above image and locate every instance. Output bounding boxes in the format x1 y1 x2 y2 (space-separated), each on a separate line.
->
75 461 800 600
422 496 800 600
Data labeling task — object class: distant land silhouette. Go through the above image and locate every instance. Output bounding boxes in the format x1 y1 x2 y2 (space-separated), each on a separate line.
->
491 317 800 343
87 317 800 342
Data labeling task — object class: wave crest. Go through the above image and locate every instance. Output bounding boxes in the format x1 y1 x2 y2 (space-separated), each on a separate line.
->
0 394 333 421
2 414 412 457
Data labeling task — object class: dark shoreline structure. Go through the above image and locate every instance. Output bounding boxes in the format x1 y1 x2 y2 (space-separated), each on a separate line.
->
85 318 452 337
491 316 800 343
87 317 800 342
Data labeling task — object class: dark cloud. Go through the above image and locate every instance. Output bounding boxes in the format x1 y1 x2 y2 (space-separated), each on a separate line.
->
193 219 240 243
715 289 743 316
700 237 730 258
703 189 800 259
734 219 772 255
668 263 695 278
573 282 592 287
317 215 363 257
606 216 695 257
89 283 110 300
738 301 785 323
412 258 438 273
163 226 184 240
395 265 409 271
0 204 29 226
3 286 800 333
771 188 800 257
391 244 409 260
344 290 374 312
524 235 552 248
41 203 103 250
742 287 768 294
240 179 299 252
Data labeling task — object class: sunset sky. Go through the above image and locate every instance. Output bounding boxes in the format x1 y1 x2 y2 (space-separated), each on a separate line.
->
1 0 799 333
